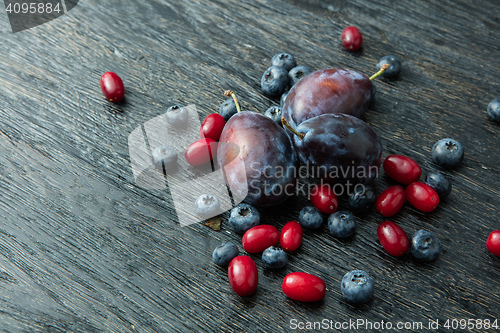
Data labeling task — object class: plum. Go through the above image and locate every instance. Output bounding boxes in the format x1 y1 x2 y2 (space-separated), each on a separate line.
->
217 111 298 206
283 114 382 184
282 68 373 129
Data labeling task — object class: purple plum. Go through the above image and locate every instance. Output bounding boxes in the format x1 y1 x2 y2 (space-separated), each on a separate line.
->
282 68 373 130
217 112 298 206
284 113 382 184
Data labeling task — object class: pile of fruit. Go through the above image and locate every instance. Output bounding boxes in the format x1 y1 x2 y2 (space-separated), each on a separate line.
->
99 26 500 304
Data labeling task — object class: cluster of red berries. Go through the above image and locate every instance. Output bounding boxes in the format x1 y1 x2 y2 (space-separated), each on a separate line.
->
228 222 325 302
305 154 440 258
184 111 225 166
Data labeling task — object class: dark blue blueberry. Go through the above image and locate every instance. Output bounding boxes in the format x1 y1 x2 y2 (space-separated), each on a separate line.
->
271 53 297 71
261 66 289 97
298 206 323 230
152 145 177 173
195 194 220 219
432 138 464 168
328 211 357 238
228 203 260 234
411 229 441 261
212 242 239 266
165 105 189 128
262 246 288 269
487 97 500 122
219 98 237 121
348 185 376 214
280 91 289 107
264 106 283 127
341 270 374 304
425 171 452 199
288 66 312 86
376 55 401 78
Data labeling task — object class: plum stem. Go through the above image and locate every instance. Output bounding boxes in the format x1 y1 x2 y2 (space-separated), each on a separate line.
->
369 63 390 81
281 117 305 140
224 90 241 113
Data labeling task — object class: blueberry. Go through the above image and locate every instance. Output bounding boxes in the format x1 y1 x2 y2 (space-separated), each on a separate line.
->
487 97 500 122
376 55 401 78
228 203 260 234
341 270 374 304
151 145 177 173
262 246 288 269
280 91 289 107
195 194 220 219
348 185 376 214
264 106 283 127
165 105 189 128
411 229 441 261
219 98 237 121
271 53 297 71
288 65 312 86
212 242 239 266
425 171 452 199
261 66 289 97
298 206 323 230
432 138 464 168
328 211 357 238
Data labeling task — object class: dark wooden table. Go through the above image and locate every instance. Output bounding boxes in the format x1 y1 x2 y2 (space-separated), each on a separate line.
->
1 0 500 332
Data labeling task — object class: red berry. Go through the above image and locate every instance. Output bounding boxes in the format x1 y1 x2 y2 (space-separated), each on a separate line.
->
184 138 217 166
228 256 258 296
200 113 225 141
487 230 500 257
100 72 124 103
405 182 439 213
377 221 409 257
310 184 338 214
280 221 303 252
282 272 326 302
375 185 405 217
341 26 363 51
242 225 280 253
383 155 422 184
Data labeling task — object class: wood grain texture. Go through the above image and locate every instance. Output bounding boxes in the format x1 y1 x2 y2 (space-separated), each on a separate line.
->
0 0 499 332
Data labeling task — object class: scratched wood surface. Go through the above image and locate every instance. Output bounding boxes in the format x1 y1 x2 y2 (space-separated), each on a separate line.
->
0 0 499 332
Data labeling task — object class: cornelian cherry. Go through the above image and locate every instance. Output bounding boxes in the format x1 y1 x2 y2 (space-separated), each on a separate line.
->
377 221 409 257
486 230 500 257
228 256 258 296
341 26 363 51
383 155 422 184
100 72 124 103
310 184 338 214
242 225 280 253
280 221 303 252
200 113 225 141
375 185 405 217
282 272 326 302
405 182 439 213
184 138 217 166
